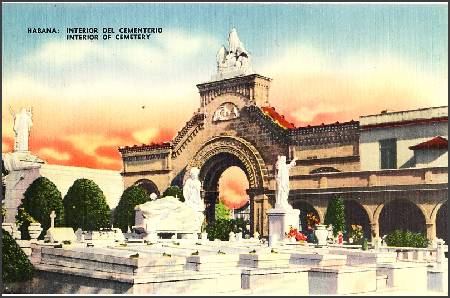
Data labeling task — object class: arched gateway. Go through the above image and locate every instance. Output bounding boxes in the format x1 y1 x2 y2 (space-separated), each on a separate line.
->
186 136 269 229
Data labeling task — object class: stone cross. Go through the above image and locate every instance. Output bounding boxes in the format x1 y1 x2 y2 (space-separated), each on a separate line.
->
50 210 56 228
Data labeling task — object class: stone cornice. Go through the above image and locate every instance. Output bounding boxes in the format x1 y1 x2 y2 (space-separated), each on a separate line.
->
120 169 172 176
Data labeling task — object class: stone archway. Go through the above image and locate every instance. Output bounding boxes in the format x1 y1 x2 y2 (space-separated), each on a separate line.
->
186 135 269 235
133 179 160 196
344 200 371 240
379 199 426 237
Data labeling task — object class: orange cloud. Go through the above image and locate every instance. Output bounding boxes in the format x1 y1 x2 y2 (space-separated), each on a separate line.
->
2 137 14 153
263 46 447 127
218 167 249 210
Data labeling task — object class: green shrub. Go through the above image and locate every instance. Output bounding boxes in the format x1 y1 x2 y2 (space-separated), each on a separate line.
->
15 207 37 240
20 177 64 239
206 218 249 241
2 229 33 282
114 185 151 232
324 197 346 237
162 186 184 202
385 230 430 248
63 178 111 231
215 201 231 220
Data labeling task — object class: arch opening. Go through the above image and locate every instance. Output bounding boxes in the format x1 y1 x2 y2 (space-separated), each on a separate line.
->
379 199 426 237
187 136 269 235
200 152 251 224
293 200 321 232
218 166 250 217
344 200 371 240
133 179 160 196
436 200 448 243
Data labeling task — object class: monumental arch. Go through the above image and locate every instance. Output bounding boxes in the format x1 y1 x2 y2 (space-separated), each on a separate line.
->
120 73 286 236
119 29 448 240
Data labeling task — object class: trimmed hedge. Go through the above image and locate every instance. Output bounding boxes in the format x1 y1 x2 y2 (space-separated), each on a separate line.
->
2 229 33 283
20 177 64 239
324 197 346 237
206 218 249 241
63 178 111 231
385 230 430 248
114 185 151 232
162 186 184 202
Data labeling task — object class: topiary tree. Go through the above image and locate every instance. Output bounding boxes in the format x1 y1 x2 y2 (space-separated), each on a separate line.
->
114 185 151 232
2 229 33 283
215 201 231 220
63 178 111 231
324 197 346 237
19 177 64 238
162 185 184 202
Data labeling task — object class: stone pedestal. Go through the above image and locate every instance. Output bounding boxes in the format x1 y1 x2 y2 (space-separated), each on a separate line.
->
427 262 448 293
308 266 377 295
267 205 300 247
3 151 44 223
377 261 428 291
241 267 309 294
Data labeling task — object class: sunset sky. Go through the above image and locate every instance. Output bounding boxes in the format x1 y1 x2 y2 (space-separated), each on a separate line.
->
2 3 448 208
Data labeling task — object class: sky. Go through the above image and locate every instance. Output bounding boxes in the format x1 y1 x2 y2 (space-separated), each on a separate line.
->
2 3 448 208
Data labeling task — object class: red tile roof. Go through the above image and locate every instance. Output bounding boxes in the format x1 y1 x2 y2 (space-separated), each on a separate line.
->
261 106 296 129
409 136 448 151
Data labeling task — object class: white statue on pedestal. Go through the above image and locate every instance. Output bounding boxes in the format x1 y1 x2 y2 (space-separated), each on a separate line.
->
183 167 204 212
10 107 33 152
275 155 297 209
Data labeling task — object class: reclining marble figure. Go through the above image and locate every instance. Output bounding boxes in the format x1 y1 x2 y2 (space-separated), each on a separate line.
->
134 167 205 235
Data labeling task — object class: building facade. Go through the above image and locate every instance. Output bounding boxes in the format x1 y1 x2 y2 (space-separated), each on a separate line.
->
119 29 448 241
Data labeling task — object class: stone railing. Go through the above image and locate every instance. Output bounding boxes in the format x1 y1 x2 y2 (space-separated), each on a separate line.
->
290 166 448 189
377 245 448 263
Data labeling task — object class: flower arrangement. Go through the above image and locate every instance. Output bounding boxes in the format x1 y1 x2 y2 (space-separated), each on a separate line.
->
348 224 363 244
306 212 320 228
286 226 307 242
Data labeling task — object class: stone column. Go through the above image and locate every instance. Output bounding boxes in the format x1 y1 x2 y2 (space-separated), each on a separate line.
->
259 194 270 237
203 190 219 225
426 221 436 241
249 193 256 235
370 221 380 239
248 190 270 237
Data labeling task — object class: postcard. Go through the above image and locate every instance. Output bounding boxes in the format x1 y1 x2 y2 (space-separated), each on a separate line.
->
1 2 448 295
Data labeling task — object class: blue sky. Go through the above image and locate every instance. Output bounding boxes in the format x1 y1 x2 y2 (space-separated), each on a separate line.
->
3 3 448 76
2 3 448 171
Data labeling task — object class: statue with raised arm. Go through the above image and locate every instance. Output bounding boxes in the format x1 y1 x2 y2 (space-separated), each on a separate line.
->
275 155 297 208
10 107 33 152
183 167 204 212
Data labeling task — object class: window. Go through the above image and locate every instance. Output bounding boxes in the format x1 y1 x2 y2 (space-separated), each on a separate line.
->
379 138 397 169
